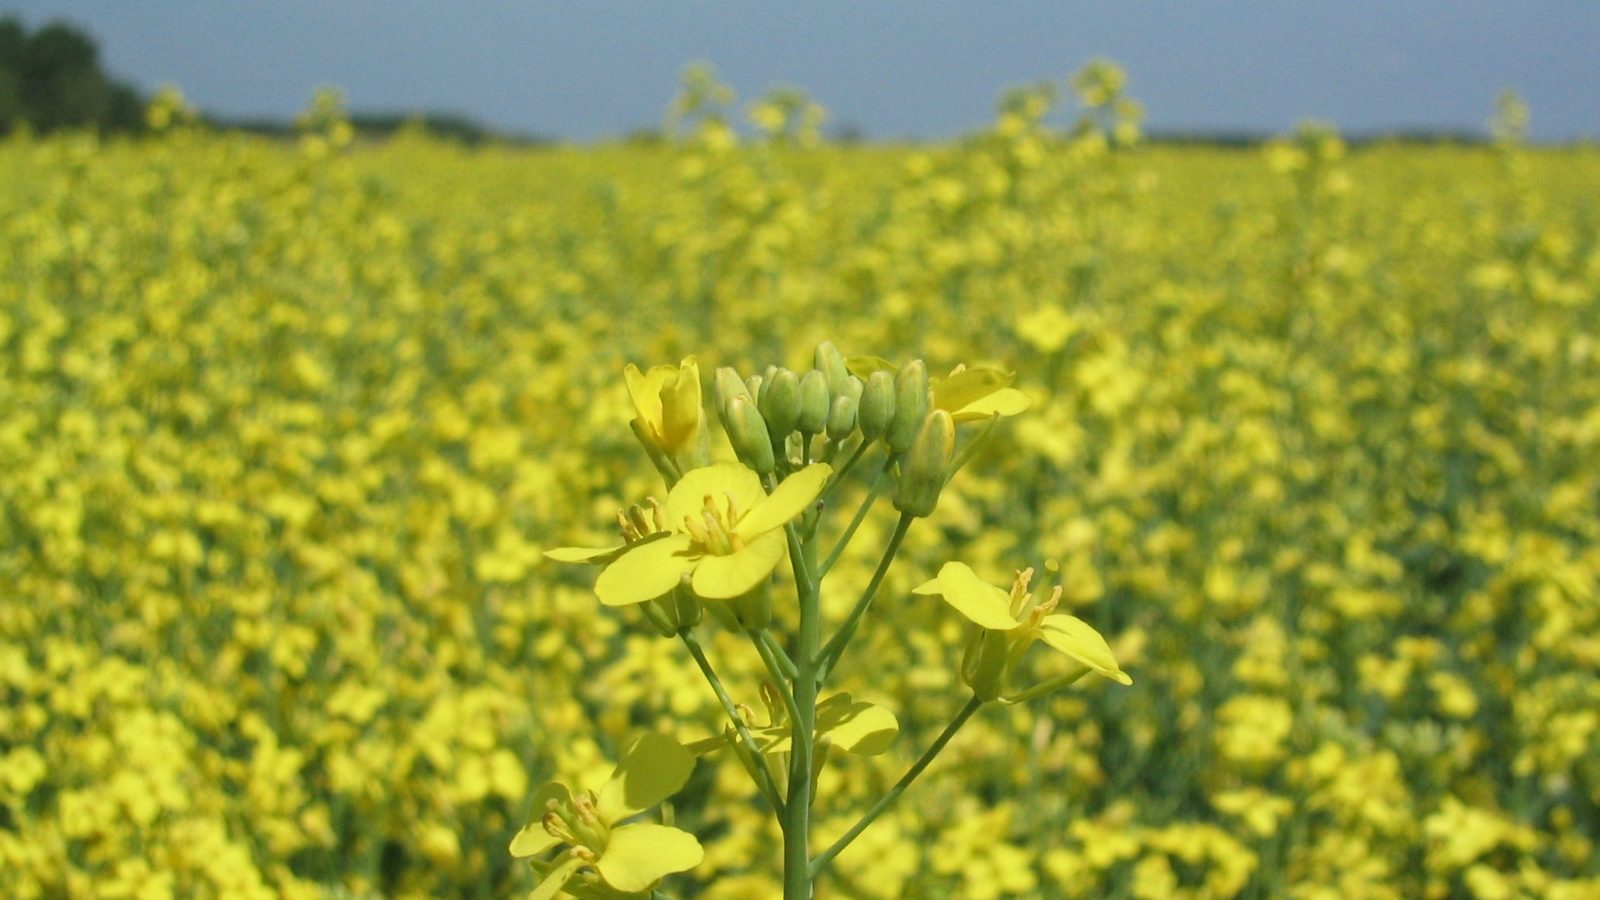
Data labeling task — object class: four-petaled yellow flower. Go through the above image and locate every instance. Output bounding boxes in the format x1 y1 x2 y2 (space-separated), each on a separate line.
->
914 561 1131 700
510 733 703 899
594 462 831 606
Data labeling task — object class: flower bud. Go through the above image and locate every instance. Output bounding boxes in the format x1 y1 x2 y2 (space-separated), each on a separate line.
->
825 393 858 441
760 368 801 440
724 395 776 475
893 410 954 518
962 628 1012 702
858 371 896 441
886 359 929 454
715 366 752 414
796 370 831 435
814 341 850 394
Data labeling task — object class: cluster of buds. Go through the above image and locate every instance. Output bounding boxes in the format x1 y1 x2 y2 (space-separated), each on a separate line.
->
715 342 977 520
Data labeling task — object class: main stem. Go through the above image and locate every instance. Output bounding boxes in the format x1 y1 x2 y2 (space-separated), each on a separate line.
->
782 520 819 900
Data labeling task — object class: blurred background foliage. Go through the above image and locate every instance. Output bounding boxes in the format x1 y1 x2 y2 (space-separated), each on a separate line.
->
2 45 1599 900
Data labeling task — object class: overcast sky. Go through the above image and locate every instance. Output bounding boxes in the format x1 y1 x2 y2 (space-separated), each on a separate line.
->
6 2 1597 142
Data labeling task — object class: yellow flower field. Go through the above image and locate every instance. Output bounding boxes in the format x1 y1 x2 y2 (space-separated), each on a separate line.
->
3 83 1599 897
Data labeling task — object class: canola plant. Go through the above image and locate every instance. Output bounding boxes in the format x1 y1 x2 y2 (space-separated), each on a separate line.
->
2 71 1599 898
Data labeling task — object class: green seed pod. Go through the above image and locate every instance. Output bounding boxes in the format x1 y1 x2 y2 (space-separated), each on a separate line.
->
886 359 929 454
814 341 850 394
760 368 801 440
796 370 831 435
724 395 777 475
858 371 896 441
825 393 859 441
715 366 752 415
893 409 954 518
961 628 1012 702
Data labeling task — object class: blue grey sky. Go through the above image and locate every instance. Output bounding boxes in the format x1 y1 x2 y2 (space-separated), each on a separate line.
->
6 2 1598 141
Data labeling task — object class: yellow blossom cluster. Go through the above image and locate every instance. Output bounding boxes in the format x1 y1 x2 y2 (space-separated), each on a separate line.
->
3 73 1600 897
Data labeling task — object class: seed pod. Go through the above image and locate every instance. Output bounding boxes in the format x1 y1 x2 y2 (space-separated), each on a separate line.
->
760 368 801 440
885 359 929 454
796 370 831 435
724 395 777 475
814 341 850 394
858 371 896 442
893 409 954 518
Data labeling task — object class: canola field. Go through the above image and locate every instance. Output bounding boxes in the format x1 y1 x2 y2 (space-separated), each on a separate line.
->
3 92 1600 898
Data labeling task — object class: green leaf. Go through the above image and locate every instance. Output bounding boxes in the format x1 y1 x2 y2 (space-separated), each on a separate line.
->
1038 614 1132 685
691 530 786 599
595 823 704 892
596 733 696 822
734 463 831 539
594 535 695 607
914 562 1020 630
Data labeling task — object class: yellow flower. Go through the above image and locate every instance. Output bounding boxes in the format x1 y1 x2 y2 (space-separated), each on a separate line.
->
594 462 830 605
625 357 709 471
510 734 704 897
913 562 1131 700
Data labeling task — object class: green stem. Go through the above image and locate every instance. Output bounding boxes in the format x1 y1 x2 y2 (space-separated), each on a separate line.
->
818 440 871 507
809 695 985 878
679 630 786 816
815 514 912 676
818 459 892 579
782 520 820 900
755 629 799 680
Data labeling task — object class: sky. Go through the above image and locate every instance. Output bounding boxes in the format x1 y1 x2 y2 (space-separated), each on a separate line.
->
5 2 1598 142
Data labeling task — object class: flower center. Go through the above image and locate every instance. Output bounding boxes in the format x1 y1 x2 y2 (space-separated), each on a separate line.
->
682 493 744 556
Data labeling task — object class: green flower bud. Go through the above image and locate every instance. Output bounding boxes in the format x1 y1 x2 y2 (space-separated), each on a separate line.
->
886 359 929 453
760 368 801 440
962 628 1012 702
858 371 896 441
825 393 859 441
796 370 831 435
893 409 954 518
724 395 777 475
814 341 850 394
715 366 752 415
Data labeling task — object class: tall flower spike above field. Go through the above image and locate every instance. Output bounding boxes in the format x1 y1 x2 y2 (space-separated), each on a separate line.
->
913 561 1131 700
594 462 830 606
510 734 703 898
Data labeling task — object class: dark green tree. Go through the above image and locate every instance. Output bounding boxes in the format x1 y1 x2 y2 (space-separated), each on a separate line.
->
0 16 145 135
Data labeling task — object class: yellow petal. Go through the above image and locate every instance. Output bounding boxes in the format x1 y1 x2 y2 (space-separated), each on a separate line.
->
934 365 1014 412
596 733 697 821
529 855 584 900
624 363 669 431
595 823 704 892
1038 614 1133 685
953 387 1031 422
923 561 1020 630
510 782 573 858
665 462 766 531
845 355 897 379
594 535 695 606
660 357 702 450
816 694 899 756
691 531 785 599
734 463 831 540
